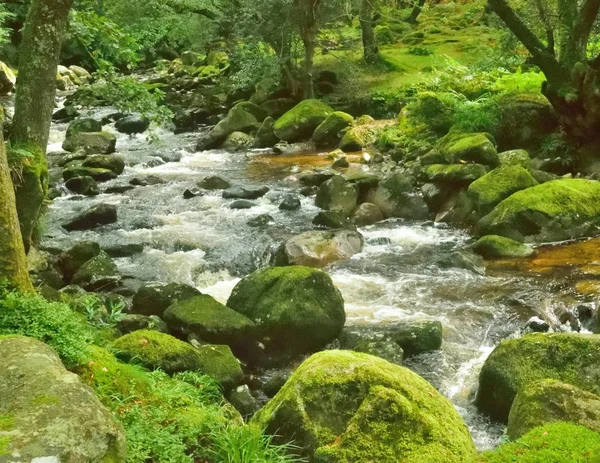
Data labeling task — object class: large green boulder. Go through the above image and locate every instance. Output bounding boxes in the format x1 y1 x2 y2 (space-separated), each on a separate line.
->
468 165 538 215
132 282 200 317
273 99 334 142
71 251 120 291
60 240 101 280
252 350 476 462
194 344 244 391
507 379 600 439
475 179 600 243
82 154 125 175
315 175 359 216
476 422 600 463
234 101 268 122
163 294 256 347
226 266 345 366
197 106 258 150
498 149 532 169
66 118 103 138
472 235 534 259
422 164 488 183
0 336 126 462
476 333 600 423
339 125 377 152
253 116 280 148
367 172 429 219
63 166 117 182
431 132 499 167
62 131 117 154
400 91 454 136
312 111 354 147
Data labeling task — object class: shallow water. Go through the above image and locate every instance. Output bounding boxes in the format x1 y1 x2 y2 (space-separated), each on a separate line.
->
42 107 593 450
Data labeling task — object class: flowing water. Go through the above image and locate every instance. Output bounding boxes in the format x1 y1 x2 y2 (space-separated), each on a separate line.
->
40 105 595 450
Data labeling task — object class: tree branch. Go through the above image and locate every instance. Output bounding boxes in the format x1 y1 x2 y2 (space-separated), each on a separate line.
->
575 0 600 54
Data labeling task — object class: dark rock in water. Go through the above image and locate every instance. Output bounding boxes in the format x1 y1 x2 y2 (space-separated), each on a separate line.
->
262 371 291 397
52 105 80 122
48 186 63 200
351 339 404 365
60 241 102 280
223 185 269 200
421 182 447 213
117 314 168 335
66 118 103 138
63 204 117 231
183 188 203 199
315 176 358 217
438 250 485 275
129 175 164 186
253 116 280 148
63 166 117 183
198 175 231 190
82 154 125 175
247 214 274 227
115 114 150 134
298 170 336 187
340 321 443 358
132 282 200 317
300 186 317 196
104 184 135 194
173 108 211 133
525 317 550 333
228 385 259 418
332 156 350 168
104 243 144 258
57 152 88 167
65 176 100 196
71 252 121 291
230 200 255 209
0 337 126 462
62 132 117 155
100 112 127 125
279 194 301 211
351 203 384 227
313 210 355 229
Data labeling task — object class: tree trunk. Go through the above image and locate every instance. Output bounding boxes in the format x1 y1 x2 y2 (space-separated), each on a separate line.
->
10 0 73 253
0 107 33 292
302 31 316 99
360 0 378 63
407 0 426 24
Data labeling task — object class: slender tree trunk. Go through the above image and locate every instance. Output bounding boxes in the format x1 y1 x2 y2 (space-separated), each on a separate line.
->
360 0 378 63
302 31 316 99
0 108 33 292
10 0 73 253
407 0 426 24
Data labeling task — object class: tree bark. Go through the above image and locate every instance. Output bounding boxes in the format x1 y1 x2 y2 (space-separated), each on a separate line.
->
296 0 321 99
360 0 378 63
10 0 73 253
0 107 33 292
407 0 426 24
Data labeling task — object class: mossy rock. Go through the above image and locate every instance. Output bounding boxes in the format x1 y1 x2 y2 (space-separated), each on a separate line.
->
315 175 359 217
498 149 532 169
63 166 118 183
312 111 354 148
226 266 345 366
507 379 600 439
221 131 254 150
63 204 117 231
273 99 334 142
437 132 499 167
253 116 280 148
112 330 204 374
339 125 376 152
252 350 476 462
234 101 268 122
468 165 538 215
197 107 258 150
476 333 600 423
367 172 429 220
62 131 117 154
60 240 102 280
66 118 102 138
71 251 120 291
476 422 600 463
82 154 125 175
0 337 126 462
65 176 100 196
401 92 454 136
475 179 600 243
472 235 534 259
163 294 256 348
422 164 488 184
132 282 200 317
194 344 244 391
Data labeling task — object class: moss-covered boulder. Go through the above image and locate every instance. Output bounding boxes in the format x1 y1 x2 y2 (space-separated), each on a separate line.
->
468 165 539 215
423 164 488 184
312 111 354 148
115 114 150 135
476 179 600 243
273 99 334 142
507 379 600 439
65 175 100 196
222 131 254 150
434 132 500 167
498 149 532 169
226 266 345 366
339 125 377 152
163 294 256 347
0 336 126 462
132 282 200 317
400 91 454 136
315 175 359 216
82 154 125 175
66 118 102 138
476 422 600 463
277 229 364 268
71 251 120 291
476 333 600 422
194 344 244 391
0 61 16 95
253 116 280 148
60 240 102 280
367 172 429 219
472 235 534 259
351 202 385 226
63 165 118 182
252 350 476 462
197 106 258 150
234 101 268 122
62 131 117 154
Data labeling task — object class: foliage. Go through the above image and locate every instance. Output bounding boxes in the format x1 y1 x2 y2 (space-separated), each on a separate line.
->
0 285 92 367
79 294 125 329
229 42 281 91
0 4 13 45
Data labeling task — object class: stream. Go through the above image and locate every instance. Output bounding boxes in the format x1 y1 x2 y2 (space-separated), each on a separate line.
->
40 105 592 451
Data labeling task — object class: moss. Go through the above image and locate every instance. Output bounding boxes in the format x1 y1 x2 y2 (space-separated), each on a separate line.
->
63 166 117 182
472 235 533 259
476 333 600 423
163 294 255 346
476 179 600 243
0 415 14 431
374 25 395 44
438 132 499 166
66 118 103 138
234 101 268 122
507 379 600 439
82 155 125 175
0 436 10 456
468 165 538 215
422 163 488 183
71 252 119 291
498 149 532 169
402 92 454 136
476 422 600 463
111 329 205 374
252 350 476 462
312 111 354 148
194 344 244 390
273 99 334 142
32 394 61 405
62 131 117 154
339 125 376 152
226 266 345 366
